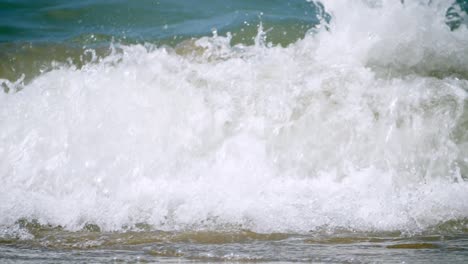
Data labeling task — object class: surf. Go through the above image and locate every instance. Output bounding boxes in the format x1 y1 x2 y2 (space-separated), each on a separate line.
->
0 0 467 237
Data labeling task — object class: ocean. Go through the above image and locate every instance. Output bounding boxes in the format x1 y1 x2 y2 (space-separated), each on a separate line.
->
0 0 468 263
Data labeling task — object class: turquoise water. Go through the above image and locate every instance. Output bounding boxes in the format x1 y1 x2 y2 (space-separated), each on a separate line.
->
0 0 319 43
1 0 468 263
0 0 325 82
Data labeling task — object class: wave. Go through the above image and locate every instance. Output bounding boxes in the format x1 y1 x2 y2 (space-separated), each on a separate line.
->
0 0 467 234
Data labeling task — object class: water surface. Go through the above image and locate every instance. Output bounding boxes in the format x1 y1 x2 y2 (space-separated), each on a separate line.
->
1 0 468 263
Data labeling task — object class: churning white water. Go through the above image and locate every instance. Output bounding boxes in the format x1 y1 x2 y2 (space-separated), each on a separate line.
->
0 0 467 234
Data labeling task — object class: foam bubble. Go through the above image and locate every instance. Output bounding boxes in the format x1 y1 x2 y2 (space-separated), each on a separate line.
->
0 0 467 233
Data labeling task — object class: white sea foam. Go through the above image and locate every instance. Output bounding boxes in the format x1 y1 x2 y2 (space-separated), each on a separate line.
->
0 0 467 233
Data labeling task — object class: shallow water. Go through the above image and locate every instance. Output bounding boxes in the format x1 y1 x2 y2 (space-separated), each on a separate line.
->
1 220 468 263
1 0 468 263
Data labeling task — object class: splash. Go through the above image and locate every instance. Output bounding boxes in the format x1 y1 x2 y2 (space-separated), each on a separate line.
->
0 0 467 234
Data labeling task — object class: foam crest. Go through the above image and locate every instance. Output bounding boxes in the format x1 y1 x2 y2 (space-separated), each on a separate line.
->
317 0 468 77
0 1 467 234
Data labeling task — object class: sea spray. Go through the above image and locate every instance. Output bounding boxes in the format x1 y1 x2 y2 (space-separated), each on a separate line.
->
0 0 467 236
